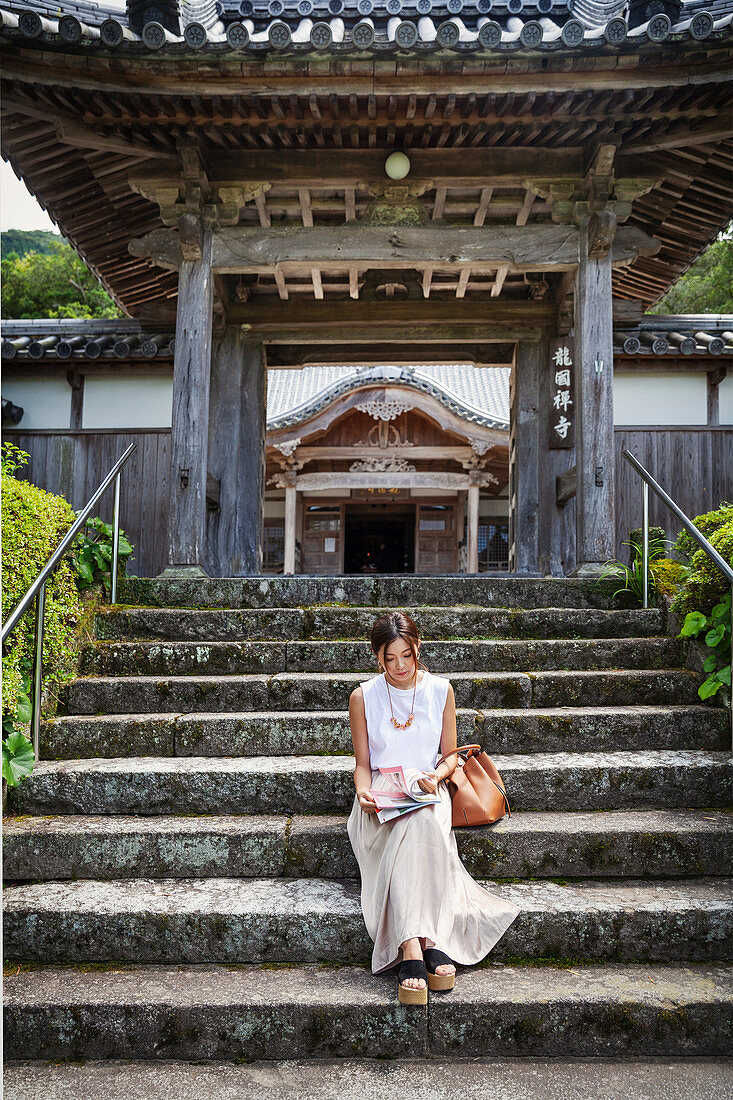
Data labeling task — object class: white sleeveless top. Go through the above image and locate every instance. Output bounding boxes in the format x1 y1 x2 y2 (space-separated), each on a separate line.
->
360 669 451 772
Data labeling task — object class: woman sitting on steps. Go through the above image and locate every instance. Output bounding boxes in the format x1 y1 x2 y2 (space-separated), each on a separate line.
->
346 610 522 1004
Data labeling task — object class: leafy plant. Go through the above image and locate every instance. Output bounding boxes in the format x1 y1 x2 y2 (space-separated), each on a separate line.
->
680 591 732 704
650 557 686 597
597 529 670 605
2 730 35 787
670 502 733 569
2 469 82 723
1 442 30 478
670 506 733 619
1 668 34 787
69 516 133 594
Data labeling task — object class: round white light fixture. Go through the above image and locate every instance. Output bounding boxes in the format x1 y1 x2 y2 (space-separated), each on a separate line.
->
384 151 411 180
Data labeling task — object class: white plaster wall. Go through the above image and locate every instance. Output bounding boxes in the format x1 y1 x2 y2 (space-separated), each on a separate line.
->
2 374 71 429
719 372 733 424
613 372 707 425
82 374 173 429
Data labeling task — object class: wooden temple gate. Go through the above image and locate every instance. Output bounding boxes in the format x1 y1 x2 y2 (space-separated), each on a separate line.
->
1 2 730 576
129 158 654 578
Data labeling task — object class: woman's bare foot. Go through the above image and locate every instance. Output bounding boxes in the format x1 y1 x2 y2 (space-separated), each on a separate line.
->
399 937 426 989
419 936 456 979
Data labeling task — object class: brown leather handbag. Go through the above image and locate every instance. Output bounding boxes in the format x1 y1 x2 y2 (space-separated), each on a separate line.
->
435 743 511 827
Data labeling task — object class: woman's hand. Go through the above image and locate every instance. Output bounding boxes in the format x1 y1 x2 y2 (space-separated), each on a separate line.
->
417 771 439 794
357 789 378 814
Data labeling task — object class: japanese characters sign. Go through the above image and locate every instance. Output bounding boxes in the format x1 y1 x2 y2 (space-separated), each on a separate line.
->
549 338 574 450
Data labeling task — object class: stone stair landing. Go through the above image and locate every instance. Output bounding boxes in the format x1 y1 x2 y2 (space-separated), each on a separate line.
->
4 576 733 1073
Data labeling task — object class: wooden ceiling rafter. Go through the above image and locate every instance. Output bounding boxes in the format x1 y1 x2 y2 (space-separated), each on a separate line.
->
1 59 730 313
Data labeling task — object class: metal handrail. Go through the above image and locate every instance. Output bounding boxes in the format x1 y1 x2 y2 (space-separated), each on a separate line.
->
622 448 733 748
2 442 137 758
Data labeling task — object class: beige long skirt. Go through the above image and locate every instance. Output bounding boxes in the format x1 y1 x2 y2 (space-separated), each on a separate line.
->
347 768 522 974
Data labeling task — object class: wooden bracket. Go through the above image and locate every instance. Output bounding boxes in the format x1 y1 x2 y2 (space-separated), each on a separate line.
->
556 464 577 508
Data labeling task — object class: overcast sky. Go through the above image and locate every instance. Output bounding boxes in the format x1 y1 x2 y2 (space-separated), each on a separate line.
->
1 160 59 234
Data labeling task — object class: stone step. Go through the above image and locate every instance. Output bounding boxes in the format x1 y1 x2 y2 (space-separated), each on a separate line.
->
4 962 732 1062
4 877 731 964
5 1057 733 1100
63 669 705 715
120 575 619 610
7 751 731 816
97 605 667 642
81 637 685 677
41 704 730 759
4 810 730 882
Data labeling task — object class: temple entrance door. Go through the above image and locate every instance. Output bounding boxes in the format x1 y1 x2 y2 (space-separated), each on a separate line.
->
415 502 457 573
343 503 415 574
301 503 344 573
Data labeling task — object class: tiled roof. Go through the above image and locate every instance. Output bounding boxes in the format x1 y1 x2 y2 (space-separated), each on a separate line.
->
2 0 731 53
266 363 510 428
2 317 732 363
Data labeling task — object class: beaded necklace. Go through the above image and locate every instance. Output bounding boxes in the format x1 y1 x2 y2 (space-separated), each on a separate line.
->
384 668 419 729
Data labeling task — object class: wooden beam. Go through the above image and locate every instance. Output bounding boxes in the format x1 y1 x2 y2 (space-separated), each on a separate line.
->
621 119 733 154
273 267 289 301
254 191 271 228
299 188 313 228
311 267 324 300
249 323 545 344
474 187 493 227
295 471 472 490
492 266 509 298
264 342 513 367
56 118 176 161
349 269 359 300
7 53 731 98
233 297 555 328
275 445 503 461
131 224 581 272
456 268 470 299
193 149 588 190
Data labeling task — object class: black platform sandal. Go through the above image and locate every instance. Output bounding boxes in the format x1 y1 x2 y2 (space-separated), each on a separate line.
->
397 958 428 1005
423 948 456 991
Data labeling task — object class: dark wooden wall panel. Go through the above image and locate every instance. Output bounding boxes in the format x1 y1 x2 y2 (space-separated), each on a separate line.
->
5 431 171 578
614 429 733 562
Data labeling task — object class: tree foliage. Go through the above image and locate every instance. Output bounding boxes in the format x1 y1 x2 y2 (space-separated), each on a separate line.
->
1 238 121 319
649 228 733 314
1 228 61 261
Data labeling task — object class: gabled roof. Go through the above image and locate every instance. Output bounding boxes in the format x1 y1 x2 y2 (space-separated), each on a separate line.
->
266 363 511 428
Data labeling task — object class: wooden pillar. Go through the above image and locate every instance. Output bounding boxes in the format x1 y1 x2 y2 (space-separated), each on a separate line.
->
284 482 297 574
467 482 480 573
572 227 616 574
164 229 214 575
508 340 541 574
206 329 266 575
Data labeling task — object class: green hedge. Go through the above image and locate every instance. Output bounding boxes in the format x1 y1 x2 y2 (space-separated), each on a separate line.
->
671 503 733 617
1 471 83 722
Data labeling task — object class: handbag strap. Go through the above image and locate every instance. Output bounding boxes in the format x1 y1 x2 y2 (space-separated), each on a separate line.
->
435 743 482 768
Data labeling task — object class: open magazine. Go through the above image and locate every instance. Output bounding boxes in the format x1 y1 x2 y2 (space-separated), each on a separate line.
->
367 764 440 824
